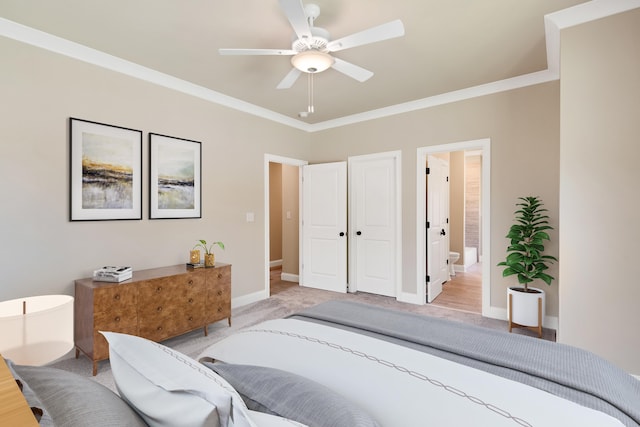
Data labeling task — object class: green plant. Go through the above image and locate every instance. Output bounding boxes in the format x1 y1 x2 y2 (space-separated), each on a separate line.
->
497 196 557 292
193 239 225 255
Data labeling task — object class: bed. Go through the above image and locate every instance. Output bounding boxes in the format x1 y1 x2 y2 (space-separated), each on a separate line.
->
4 300 640 427
198 300 640 427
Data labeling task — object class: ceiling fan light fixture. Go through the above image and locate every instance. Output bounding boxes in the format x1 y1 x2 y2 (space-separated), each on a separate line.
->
291 50 334 73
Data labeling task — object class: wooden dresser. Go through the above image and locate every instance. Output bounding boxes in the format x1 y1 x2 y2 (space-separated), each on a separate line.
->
74 263 231 375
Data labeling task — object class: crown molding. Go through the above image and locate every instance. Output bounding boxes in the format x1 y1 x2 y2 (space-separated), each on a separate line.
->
1 0 638 133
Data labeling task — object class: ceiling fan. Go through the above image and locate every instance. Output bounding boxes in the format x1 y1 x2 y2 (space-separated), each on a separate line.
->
219 0 405 90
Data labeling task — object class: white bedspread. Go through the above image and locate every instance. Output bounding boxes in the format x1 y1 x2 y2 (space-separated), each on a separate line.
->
199 318 623 427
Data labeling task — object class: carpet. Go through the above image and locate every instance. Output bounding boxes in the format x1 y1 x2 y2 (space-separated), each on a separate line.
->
49 284 555 392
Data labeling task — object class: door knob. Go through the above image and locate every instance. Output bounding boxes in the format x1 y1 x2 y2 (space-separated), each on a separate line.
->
440 229 446 236
339 232 345 237
356 231 362 236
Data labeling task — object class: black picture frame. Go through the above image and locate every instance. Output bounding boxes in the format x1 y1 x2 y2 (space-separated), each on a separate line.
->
69 118 143 221
149 133 202 219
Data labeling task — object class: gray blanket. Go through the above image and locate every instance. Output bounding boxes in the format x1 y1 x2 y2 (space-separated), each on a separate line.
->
289 300 640 427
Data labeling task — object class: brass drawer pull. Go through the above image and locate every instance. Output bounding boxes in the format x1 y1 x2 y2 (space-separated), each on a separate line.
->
114 316 120 322
217 307 222 312
157 326 163 331
188 298 194 303
157 306 163 312
114 294 120 300
217 273 222 279
188 280 193 285
217 290 223 296
156 286 162 292
188 316 193 321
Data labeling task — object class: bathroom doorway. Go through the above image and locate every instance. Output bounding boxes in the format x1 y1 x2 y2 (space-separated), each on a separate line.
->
417 140 490 315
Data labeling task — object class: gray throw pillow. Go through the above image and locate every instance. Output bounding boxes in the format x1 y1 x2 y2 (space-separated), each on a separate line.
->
204 362 381 427
13 364 148 427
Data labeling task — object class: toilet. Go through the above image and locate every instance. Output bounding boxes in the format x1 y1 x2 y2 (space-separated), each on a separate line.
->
449 251 460 278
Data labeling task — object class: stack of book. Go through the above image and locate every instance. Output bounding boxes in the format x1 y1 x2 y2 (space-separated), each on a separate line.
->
186 262 204 268
93 266 133 282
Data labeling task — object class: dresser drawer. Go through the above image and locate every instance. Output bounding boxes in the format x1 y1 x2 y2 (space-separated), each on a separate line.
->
138 274 205 302
94 305 137 330
206 282 231 323
94 285 136 310
138 307 205 341
138 297 205 340
206 265 231 286
93 306 138 360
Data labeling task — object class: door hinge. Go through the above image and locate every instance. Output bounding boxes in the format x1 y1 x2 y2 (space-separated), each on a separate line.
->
446 176 449 182
446 218 449 224
426 167 430 175
446 259 449 265
426 221 430 228
426 275 430 282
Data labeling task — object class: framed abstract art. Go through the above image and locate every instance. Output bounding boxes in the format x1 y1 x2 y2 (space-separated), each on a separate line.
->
69 118 143 221
149 133 202 219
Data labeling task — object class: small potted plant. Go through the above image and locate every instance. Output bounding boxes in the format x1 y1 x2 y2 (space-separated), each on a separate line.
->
497 196 557 337
193 239 225 267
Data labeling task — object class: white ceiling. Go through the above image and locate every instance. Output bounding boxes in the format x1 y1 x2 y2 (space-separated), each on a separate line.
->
0 0 610 127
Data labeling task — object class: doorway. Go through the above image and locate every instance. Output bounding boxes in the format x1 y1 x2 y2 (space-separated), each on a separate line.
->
417 139 491 316
264 155 307 297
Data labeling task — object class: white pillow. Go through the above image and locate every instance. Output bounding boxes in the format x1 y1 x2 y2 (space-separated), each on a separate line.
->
101 331 256 427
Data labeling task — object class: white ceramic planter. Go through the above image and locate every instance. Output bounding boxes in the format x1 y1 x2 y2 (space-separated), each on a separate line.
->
507 286 545 327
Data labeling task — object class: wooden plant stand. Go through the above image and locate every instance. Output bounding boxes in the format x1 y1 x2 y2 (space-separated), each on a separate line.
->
508 293 543 338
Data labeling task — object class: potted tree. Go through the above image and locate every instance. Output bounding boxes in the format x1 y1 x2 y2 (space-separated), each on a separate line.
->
498 196 557 337
193 239 225 267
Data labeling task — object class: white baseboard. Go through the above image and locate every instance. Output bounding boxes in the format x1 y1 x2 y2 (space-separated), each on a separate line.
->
484 306 559 331
270 259 283 268
231 290 267 308
281 272 299 283
396 291 423 305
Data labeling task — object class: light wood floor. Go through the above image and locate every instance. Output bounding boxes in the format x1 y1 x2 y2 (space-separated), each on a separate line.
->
431 263 482 314
270 264 482 314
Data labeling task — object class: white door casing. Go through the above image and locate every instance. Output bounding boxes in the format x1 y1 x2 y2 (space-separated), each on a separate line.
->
300 162 348 293
349 152 401 297
426 156 449 303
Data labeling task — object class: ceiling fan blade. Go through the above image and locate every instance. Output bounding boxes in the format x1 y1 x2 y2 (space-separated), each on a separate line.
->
326 19 405 52
279 0 312 41
276 68 303 89
219 48 296 56
331 58 374 82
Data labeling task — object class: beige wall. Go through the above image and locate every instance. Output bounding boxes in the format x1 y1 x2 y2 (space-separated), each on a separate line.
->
449 151 465 265
465 154 482 258
0 37 310 302
269 163 283 262
309 83 561 315
281 164 299 276
0 32 561 319
559 8 640 373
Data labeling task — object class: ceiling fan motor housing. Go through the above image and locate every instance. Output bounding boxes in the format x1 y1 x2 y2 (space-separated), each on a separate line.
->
291 27 330 52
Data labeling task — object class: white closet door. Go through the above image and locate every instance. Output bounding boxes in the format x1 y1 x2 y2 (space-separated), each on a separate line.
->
300 162 347 293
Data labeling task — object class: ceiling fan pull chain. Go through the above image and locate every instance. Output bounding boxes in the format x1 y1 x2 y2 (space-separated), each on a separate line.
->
309 72 314 113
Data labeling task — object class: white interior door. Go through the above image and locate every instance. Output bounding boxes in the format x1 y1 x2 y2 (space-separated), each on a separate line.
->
301 162 347 293
351 155 397 297
426 156 449 302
